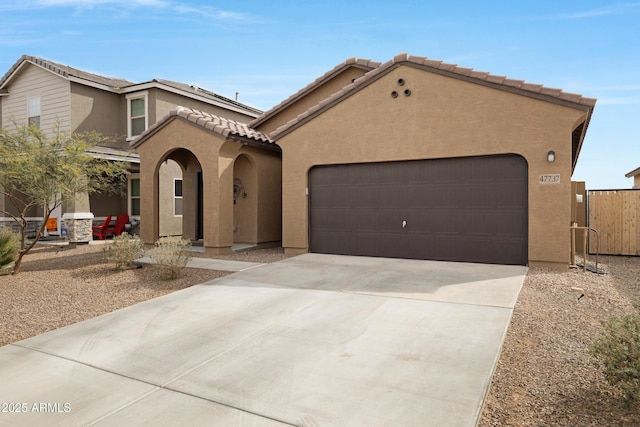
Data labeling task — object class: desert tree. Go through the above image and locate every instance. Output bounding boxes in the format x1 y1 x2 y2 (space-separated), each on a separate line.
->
0 123 129 274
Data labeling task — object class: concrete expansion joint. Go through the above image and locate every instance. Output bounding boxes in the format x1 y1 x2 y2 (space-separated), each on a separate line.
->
11 343 297 426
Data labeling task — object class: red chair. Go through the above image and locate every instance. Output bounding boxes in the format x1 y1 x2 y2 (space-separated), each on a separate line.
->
106 213 129 237
92 215 112 240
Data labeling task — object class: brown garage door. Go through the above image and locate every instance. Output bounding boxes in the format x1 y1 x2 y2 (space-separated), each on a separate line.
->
309 155 528 265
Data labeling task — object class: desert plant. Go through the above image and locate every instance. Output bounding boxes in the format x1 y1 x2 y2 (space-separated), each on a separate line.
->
150 236 192 280
102 232 145 270
590 304 640 405
0 228 20 274
0 123 129 274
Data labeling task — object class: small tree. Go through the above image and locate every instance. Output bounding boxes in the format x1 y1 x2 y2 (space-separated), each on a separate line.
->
0 124 129 274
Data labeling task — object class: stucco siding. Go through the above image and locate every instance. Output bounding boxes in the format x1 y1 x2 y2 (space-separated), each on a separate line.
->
159 159 183 236
1 64 70 134
71 83 125 142
151 89 257 124
258 67 370 134
278 65 588 267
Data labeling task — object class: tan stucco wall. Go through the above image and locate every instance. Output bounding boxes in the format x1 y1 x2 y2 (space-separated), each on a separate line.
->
71 83 126 144
135 119 281 251
257 67 371 134
159 159 183 236
150 89 257 124
277 65 589 267
634 175 640 189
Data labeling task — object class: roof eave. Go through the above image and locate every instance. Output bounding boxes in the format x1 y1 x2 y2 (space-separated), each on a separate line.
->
250 58 380 128
121 81 261 118
625 166 640 178
271 55 598 142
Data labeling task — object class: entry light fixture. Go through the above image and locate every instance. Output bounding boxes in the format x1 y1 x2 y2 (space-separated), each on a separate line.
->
547 150 555 163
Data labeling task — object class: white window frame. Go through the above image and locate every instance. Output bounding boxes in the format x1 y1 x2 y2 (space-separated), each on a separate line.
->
174 178 183 217
128 174 141 219
27 95 41 128
126 91 148 140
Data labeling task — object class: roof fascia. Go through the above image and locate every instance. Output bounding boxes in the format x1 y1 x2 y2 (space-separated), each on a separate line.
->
1 58 68 90
625 166 640 178
68 75 120 93
251 61 377 128
122 82 261 118
405 61 593 113
271 60 595 141
87 151 141 163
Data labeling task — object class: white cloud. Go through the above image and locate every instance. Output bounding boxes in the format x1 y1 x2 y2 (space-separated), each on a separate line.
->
37 0 168 6
172 4 262 23
0 0 168 10
560 2 640 19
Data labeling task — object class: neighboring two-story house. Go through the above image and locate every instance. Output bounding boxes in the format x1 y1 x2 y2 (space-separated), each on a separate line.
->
0 55 261 239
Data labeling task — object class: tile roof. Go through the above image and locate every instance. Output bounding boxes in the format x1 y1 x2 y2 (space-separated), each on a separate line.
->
131 107 276 150
0 56 262 116
0 55 134 89
249 57 381 128
270 53 597 139
150 78 263 115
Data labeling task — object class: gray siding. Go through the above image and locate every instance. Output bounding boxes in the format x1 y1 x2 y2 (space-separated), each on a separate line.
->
1 64 71 135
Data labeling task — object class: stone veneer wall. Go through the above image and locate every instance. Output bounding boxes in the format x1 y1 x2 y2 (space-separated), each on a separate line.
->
0 219 44 238
62 213 94 243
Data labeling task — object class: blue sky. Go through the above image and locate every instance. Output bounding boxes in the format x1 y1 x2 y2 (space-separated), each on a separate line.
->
1 0 638 189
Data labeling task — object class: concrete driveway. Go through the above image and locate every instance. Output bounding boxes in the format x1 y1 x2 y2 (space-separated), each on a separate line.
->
0 254 526 426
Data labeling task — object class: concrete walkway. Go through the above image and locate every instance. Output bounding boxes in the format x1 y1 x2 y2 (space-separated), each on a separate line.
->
0 254 527 426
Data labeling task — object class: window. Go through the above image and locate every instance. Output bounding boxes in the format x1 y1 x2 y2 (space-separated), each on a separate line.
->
129 176 141 217
126 92 148 139
27 95 41 128
174 179 183 216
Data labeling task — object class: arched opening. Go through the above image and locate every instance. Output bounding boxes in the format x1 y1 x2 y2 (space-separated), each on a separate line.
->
156 148 203 242
233 154 257 245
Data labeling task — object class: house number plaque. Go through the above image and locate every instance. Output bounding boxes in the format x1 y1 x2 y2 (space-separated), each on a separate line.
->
539 174 560 184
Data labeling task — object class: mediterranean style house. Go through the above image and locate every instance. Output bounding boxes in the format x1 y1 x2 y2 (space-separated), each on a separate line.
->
0 55 261 240
132 53 596 269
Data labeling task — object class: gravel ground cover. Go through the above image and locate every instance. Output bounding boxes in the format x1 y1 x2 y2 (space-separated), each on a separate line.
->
0 243 286 347
479 256 640 426
1 244 639 425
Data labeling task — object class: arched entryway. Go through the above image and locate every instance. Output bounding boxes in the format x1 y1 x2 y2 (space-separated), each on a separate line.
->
233 154 257 244
156 148 203 242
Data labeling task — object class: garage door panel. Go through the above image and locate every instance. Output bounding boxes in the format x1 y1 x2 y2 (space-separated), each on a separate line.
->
309 155 528 265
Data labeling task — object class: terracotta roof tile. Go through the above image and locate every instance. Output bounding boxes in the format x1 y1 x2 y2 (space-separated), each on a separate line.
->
132 107 275 149
453 66 473 76
502 78 525 88
485 74 507 84
469 70 490 79
270 52 597 139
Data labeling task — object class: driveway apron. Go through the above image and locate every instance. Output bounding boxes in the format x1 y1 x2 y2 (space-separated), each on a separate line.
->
0 253 527 426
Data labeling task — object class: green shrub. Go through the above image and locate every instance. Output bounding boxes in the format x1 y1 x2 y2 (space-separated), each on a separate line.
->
0 228 20 273
590 305 640 404
150 237 192 280
102 232 145 270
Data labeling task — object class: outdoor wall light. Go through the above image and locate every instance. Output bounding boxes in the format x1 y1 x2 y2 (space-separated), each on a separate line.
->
547 150 555 163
